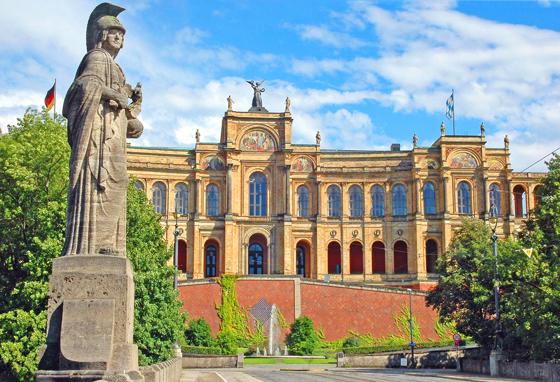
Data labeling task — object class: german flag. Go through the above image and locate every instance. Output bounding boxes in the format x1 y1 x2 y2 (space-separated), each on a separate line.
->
44 80 55 111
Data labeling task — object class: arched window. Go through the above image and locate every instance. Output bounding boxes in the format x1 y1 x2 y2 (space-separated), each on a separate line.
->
152 182 166 214
327 185 341 217
534 185 543 207
178 239 187 273
205 242 218 277
248 243 264 275
134 180 144 191
349 185 364 217
514 185 527 218
174 183 188 215
423 182 436 215
371 185 385 217
426 239 438 273
392 184 407 217
372 241 385 274
249 172 267 216
206 184 219 216
457 181 472 215
394 241 408 274
297 186 310 217
489 183 501 216
327 242 341 274
296 245 306 276
349 242 363 274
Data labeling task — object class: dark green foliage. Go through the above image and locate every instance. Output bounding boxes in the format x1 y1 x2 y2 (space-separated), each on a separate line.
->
0 109 67 380
185 318 215 347
343 339 458 355
342 336 360 348
286 316 320 355
0 109 186 378
127 183 186 365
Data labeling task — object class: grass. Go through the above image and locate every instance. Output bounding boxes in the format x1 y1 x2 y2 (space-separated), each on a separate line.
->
244 357 337 365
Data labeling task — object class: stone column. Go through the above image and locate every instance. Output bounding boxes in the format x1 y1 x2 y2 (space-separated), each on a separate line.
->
483 177 489 217
385 182 391 217
193 178 200 218
316 181 322 219
285 165 291 216
414 178 421 215
226 164 233 216
267 243 272 275
508 180 515 218
442 176 449 215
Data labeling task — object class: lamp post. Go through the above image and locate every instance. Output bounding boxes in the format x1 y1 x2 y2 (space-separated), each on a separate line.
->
488 203 502 376
173 195 184 290
407 288 415 368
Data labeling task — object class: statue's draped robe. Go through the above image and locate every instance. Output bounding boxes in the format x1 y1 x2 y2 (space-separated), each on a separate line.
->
62 48 129 256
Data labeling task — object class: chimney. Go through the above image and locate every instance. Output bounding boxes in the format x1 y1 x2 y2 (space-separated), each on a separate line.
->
390 143 401 152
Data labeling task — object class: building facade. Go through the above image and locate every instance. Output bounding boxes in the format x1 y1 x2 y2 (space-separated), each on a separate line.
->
127 107 543 289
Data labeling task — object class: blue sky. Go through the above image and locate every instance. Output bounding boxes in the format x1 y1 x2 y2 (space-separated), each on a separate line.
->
1 0 560 171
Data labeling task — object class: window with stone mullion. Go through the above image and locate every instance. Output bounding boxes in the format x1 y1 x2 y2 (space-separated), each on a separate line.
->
371 185 384 217
249 172 267 217
297 186 309 217
349 185 363 217
327 185 341 217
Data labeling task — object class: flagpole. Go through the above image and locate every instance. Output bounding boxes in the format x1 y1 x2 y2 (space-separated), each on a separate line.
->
452 89 455 135
53 78 56 119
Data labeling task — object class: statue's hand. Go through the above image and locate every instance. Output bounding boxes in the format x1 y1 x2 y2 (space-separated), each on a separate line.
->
115 93 129 109
131 82 142 103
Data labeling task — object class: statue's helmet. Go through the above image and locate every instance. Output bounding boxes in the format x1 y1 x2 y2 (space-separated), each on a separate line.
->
86 3 126 51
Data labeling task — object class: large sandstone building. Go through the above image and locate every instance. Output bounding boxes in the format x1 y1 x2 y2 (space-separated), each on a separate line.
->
127 104 543 289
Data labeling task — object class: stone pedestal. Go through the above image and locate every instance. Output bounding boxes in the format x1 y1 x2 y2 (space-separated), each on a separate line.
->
489 349 503 377
36 255 143 382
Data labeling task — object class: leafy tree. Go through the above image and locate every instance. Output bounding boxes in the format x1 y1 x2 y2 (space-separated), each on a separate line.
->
185 318 215 347
127 182 186 365
286 316 319 355
0 110 186 378
0 110 67 381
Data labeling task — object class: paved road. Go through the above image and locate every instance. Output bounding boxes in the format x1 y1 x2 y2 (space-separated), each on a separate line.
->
180 365 531 382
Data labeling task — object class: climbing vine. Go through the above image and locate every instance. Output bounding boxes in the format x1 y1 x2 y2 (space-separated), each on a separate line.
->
215 275 251 352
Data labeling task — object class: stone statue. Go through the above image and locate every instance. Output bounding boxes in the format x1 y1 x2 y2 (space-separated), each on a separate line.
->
480 122 485 136
195 129 200 143
285 97 291 113
61 2 143 257
37 4 145 381
227 95 233 111
504 134 510 149
247 80 267 112
440 121 446 136
316 130 321 145
413 133 418 148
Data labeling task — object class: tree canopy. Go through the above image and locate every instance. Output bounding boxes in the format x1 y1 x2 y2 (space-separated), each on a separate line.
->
427 156 560 361
0 110 185 380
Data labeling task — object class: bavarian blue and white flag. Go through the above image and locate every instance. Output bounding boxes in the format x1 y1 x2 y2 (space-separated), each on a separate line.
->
446 91 454 119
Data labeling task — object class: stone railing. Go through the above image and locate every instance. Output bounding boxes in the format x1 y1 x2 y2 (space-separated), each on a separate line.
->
182 354 244 368
461 358 560 382
337 348 460 368
140 357 182 382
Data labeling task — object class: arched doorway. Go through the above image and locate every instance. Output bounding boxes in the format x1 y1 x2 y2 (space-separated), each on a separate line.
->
296 240 311 278
372 241 385 274
248 233 268 275
426 239 438 273
349 241 363 274
178 239 187 273
204 240 219 277
394 241 408 274
514 185 527 218
327 242 341 274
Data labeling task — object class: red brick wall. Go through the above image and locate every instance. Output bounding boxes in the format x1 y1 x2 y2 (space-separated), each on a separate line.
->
179 282 222 334
300 283 439 341
179 278 439 342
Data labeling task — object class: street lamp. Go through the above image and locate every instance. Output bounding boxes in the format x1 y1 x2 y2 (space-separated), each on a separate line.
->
488 203 502 375
173 195 184 290
407 288 415 368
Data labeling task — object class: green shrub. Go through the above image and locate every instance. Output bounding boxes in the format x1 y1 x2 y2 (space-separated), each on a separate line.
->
182 345 225 355
286 316 319 355
343 340 455 355
185 318 215 347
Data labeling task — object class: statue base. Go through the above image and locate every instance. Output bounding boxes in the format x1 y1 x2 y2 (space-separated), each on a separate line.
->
248 106 268 113
36 255 144 381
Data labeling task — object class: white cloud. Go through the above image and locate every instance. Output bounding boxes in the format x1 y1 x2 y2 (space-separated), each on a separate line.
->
295 25 368 49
